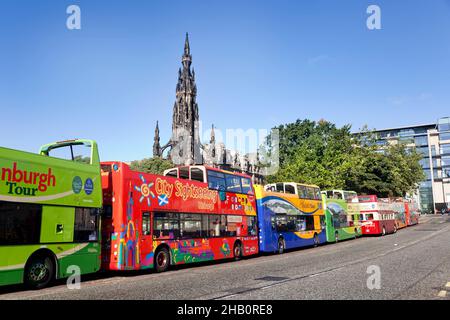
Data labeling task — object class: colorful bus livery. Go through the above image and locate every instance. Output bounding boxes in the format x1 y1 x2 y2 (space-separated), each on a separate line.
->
0 139 102 288
255 182 326 254
101 163 258 273
322 190 362 242
0 141 101 206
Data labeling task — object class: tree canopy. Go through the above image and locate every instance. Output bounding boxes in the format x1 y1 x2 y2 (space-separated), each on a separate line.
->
130 157 174 175
265 119 425 197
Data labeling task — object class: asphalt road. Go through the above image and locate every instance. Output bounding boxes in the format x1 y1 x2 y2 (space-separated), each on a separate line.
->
1 215 450 300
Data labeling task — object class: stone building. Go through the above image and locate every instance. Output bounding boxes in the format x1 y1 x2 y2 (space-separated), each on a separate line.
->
153 33 262 183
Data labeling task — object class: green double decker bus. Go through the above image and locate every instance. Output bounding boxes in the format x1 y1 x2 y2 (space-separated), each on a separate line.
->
322 190 362 243
0 139 102 289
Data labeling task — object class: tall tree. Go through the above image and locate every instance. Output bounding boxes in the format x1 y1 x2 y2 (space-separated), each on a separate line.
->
130 157 174 175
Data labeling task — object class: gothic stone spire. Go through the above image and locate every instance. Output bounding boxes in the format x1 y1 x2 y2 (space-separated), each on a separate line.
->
153 121 161 157
169 33 201 165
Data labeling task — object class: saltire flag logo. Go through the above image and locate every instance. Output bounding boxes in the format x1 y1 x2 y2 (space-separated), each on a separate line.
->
134 175 155 206
158 194 169 206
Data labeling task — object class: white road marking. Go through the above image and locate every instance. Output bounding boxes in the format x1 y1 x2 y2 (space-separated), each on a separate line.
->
438 290 447 298
446 282 450 288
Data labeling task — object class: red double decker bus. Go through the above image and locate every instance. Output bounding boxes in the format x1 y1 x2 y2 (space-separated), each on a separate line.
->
100 162 258 273
358 195 396 236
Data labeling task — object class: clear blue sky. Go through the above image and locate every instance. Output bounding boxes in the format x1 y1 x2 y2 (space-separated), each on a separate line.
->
1 0 450 161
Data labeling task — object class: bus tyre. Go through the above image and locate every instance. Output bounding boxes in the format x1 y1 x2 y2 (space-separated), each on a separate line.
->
394 225 398 233
233 242 243 260
382 227 386 236
277 238 285 254
24 256 54 289
335 231 339 243
155 247 170 273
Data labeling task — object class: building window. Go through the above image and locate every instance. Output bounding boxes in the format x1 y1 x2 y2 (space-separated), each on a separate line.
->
414 136 428 146
440 144 450 156
440 132 450 141
419 157 431 169
438 117 450 132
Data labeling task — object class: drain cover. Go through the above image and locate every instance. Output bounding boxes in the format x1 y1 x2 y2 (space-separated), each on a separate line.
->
255 276 289 282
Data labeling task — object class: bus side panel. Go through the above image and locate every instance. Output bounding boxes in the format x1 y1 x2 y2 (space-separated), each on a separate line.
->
256 198 277 253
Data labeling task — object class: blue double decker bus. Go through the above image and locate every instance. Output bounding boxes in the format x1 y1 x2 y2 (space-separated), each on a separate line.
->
255 182 326 254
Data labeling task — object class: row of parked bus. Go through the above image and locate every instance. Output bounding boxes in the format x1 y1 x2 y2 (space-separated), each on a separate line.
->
0 139 419 289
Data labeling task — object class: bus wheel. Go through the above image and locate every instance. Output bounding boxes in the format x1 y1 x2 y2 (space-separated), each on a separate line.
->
24 256 55 289
313 234 319 247
233 242 243 260
354 229 358 239
382 227 386 236
335 231 339 243
155 247 170 273
394 225 397 233
277 238 285 254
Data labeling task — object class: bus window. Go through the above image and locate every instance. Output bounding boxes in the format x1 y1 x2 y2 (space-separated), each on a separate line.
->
226 215 242 237
276 183 284 193
275 214 288 232
208 215 221 237
326 191 333 198
285 184 296 194
246 216 257 236
180 213 203 238
241 177 253 195
295 216 306 231
305 216 315 230
314 188 321 200
207 170 226 191
225 174 243 193
153 212 180 239
142 212 150 236
165 169 178 178
287 215 297 232
306 187 315 200
47 142 92 164
74 208 99 242
179 167 189 180
365 214 374 220
297 185 308 199
0 202 42 245
333 191 343 199
190 168 205 182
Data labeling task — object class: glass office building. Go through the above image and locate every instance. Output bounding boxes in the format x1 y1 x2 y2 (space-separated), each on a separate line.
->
364 117 450 214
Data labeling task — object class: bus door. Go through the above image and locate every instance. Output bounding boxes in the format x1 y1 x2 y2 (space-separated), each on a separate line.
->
140 211 154 269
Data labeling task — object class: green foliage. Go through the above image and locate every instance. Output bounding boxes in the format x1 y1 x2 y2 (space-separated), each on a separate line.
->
130 157 174 175
265 119 425 197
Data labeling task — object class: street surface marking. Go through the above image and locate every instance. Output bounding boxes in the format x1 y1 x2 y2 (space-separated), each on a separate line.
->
438 290 447 298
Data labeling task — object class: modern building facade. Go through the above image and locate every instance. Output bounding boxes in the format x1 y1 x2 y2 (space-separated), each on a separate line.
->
370 117 450 214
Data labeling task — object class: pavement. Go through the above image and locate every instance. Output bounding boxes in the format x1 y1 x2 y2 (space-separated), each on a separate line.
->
1 214 450 300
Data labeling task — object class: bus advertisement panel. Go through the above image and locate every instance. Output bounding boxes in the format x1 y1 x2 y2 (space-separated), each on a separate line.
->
255 182 326 254
405 200 420 226
101 162 258 273
392 198 408 230
322 190 362 242
0 139 102 288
